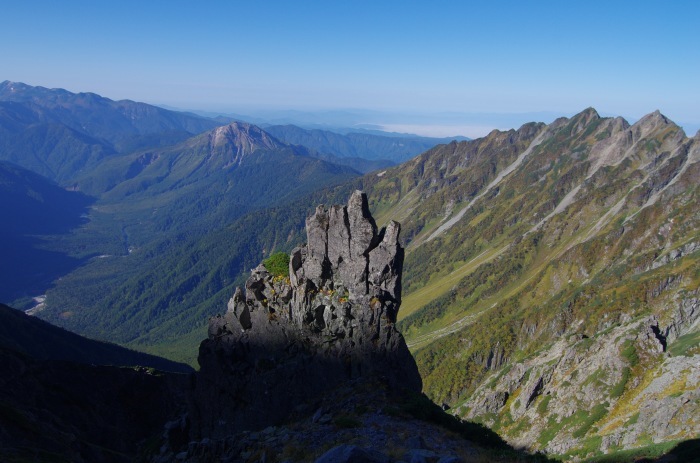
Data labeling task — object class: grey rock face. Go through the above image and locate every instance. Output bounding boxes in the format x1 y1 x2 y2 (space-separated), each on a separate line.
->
296 190 391 301
192 191 421 438
459 306 700 456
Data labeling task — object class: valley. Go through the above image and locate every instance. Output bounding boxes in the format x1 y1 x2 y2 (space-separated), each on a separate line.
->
1 82 698 462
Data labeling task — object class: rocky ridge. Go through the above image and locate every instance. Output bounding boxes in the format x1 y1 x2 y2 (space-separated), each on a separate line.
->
191 191 421 439
371 108 700 460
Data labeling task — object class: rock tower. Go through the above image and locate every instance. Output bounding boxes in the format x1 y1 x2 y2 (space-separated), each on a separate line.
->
193 191 421 437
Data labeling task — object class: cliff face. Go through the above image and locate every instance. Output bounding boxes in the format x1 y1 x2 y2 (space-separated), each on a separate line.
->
192 191 421 438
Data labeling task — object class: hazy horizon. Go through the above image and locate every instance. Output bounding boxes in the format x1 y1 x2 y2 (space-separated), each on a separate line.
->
2 1 698 138
163 103 697 139
5 78 698 139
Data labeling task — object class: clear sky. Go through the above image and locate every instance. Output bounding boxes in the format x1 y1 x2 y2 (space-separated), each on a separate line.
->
2 0 698 136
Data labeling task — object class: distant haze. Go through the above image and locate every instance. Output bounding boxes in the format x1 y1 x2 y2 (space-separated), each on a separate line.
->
1 1 697 137
190 106 700 139
186 107 573 138
377 124 501 138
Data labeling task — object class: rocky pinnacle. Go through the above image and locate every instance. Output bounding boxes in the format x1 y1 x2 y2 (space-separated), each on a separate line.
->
193 191 420 437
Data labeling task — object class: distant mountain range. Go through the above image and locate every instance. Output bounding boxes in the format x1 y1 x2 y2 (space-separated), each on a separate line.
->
3 116 361 354
0 81 463 184
0 81 452 316
0 80 220 182
263 123 468 164
75 120 359 204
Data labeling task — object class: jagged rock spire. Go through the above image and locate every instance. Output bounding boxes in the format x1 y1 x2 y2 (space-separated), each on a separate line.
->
293 190 403 309
193 191 420 438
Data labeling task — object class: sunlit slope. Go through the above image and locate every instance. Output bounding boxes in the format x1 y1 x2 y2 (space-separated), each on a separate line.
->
360 108 699 459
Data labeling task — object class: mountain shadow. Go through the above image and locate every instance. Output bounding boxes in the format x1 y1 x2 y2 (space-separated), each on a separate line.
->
0 345 190 463
0 302 192 463
0 161 96 303
577 438 700 462
654 439 700 463
0 303 193 373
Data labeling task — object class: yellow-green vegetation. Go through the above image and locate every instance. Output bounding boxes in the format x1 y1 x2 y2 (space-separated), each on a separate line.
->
668 330 700 356
571 402 608 438
578 439 692 463
609 367 631 399
398 245 506 321
597 354 661 435
131 323 207 368
263 251 290 278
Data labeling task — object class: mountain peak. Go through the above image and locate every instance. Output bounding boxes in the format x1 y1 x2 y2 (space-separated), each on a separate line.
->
636 109 671 126
571 106 601 127
197 121 293 168
579 106 600 118
0 80 30 96
209 121 283 152
0 80 72 102
629 109 682 139
0 80 26 88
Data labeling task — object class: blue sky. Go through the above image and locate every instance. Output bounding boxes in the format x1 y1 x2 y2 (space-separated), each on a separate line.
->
2 1 698 136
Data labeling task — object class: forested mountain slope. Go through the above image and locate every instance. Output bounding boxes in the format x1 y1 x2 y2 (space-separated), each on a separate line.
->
35 122 360 362
0 83 367 363
0 303 191 372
